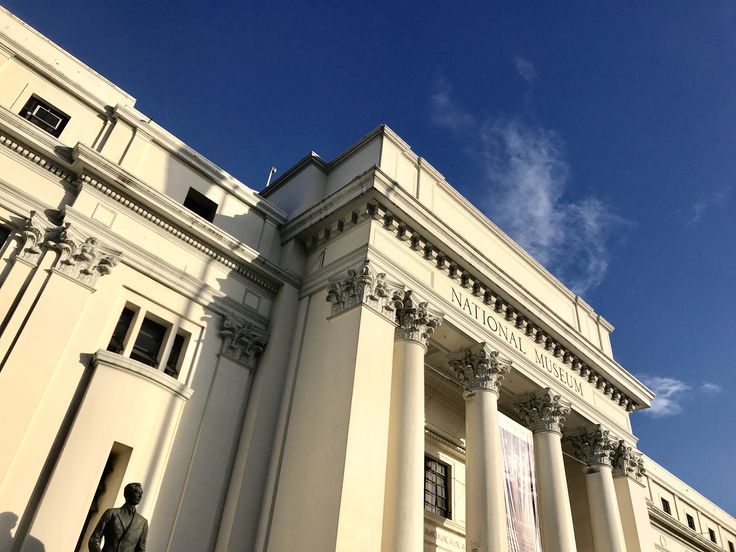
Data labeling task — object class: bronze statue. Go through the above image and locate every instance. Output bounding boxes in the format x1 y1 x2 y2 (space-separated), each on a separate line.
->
89 482 148 552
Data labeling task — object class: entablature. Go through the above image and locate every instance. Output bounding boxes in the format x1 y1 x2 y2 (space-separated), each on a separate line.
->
281 168 653 413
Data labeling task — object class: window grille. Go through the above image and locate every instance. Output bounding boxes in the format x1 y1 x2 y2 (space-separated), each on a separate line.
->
424 456 449 518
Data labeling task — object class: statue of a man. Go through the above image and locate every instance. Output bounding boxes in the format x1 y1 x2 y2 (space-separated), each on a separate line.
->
89 482 148 552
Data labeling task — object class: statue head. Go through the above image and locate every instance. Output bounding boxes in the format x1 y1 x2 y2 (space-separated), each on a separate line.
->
123 482 143 506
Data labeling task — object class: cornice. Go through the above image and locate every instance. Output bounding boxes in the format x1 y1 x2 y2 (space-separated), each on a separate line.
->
0 115 295 295
93 350 193 400
62 205 271 329
648 503 726 552
289 173 650 412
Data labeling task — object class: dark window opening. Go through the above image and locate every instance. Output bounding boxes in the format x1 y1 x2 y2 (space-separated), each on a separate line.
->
709 529 717 543
686 514 695 530
106 307 136 354
0 227 10 247
661 498 671 515
728 540 734 552
20 95 70 137
130 317 167 367
164 332 187 378
424 456 449 518
183 188 217 222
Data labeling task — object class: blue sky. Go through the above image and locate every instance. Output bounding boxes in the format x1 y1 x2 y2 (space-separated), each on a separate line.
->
6 1 735 513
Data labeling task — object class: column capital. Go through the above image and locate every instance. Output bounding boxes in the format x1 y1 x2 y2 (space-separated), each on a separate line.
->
449 343 511 395
565 425 617 467
393 289 442 347
611 440 646 482
48 223 122 287
514 388 571 434
17 210 58 264
326 260 403 322
219 314 270 369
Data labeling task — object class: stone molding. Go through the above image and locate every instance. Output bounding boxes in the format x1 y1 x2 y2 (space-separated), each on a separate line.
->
219 314 269 370
449 342 511 395
18 210 56 264
326 260 403 321
93 349 193 400
78 170 283 294
48 223 121 286
514 388 571 434
565 425 617 466
15 211 121 285
612 440 646 481
302 197 641 413
394 289 443 347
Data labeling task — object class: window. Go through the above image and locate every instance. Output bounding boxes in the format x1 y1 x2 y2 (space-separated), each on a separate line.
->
106 307 135 354
183 187 217 222
0 227 10 247
19 95 70 137
424 456 449 518
106 304 191 380
708 528 717 543
130 316 167 366
661 498 671 515
686 513 695 530
728 540 734 552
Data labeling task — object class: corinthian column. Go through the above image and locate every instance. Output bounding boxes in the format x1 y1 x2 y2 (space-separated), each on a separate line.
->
515 389 577 552
382 290 442 552
449 343 511 552
566 426 626 552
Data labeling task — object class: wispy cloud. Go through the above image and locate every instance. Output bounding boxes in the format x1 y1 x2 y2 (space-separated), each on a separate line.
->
638 375 725 417
430 76 629 295
514 57 536 85
638 375 690 417
688 188 731 225
700 382 723 395
430 77 474 135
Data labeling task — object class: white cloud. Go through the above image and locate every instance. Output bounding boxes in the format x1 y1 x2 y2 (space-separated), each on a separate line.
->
514 57 536 84
638 375 725 417
688 188 731 225
638 375 690 417
700 382 723 395
430 78 474 135
430 76 631 296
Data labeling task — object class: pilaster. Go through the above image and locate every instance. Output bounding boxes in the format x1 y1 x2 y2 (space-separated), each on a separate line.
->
611 442 653 552
0 219 121 531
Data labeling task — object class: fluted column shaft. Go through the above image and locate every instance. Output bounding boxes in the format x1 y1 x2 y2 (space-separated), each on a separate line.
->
382 291 442 552
516 389 577 552
451 344 511 552
568 426 626 552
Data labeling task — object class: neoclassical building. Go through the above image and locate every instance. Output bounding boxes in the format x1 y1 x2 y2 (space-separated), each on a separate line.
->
0 7 733 552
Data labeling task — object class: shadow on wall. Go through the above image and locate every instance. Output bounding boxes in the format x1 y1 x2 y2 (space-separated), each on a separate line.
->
0 512 44 552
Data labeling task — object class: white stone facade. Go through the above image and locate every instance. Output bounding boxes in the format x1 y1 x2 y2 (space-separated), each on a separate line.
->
0 6 732 552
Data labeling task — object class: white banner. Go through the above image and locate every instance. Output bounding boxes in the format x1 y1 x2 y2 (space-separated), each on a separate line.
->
500 414 543 552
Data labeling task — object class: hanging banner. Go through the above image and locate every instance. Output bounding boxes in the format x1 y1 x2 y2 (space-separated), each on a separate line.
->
500 414 543 552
